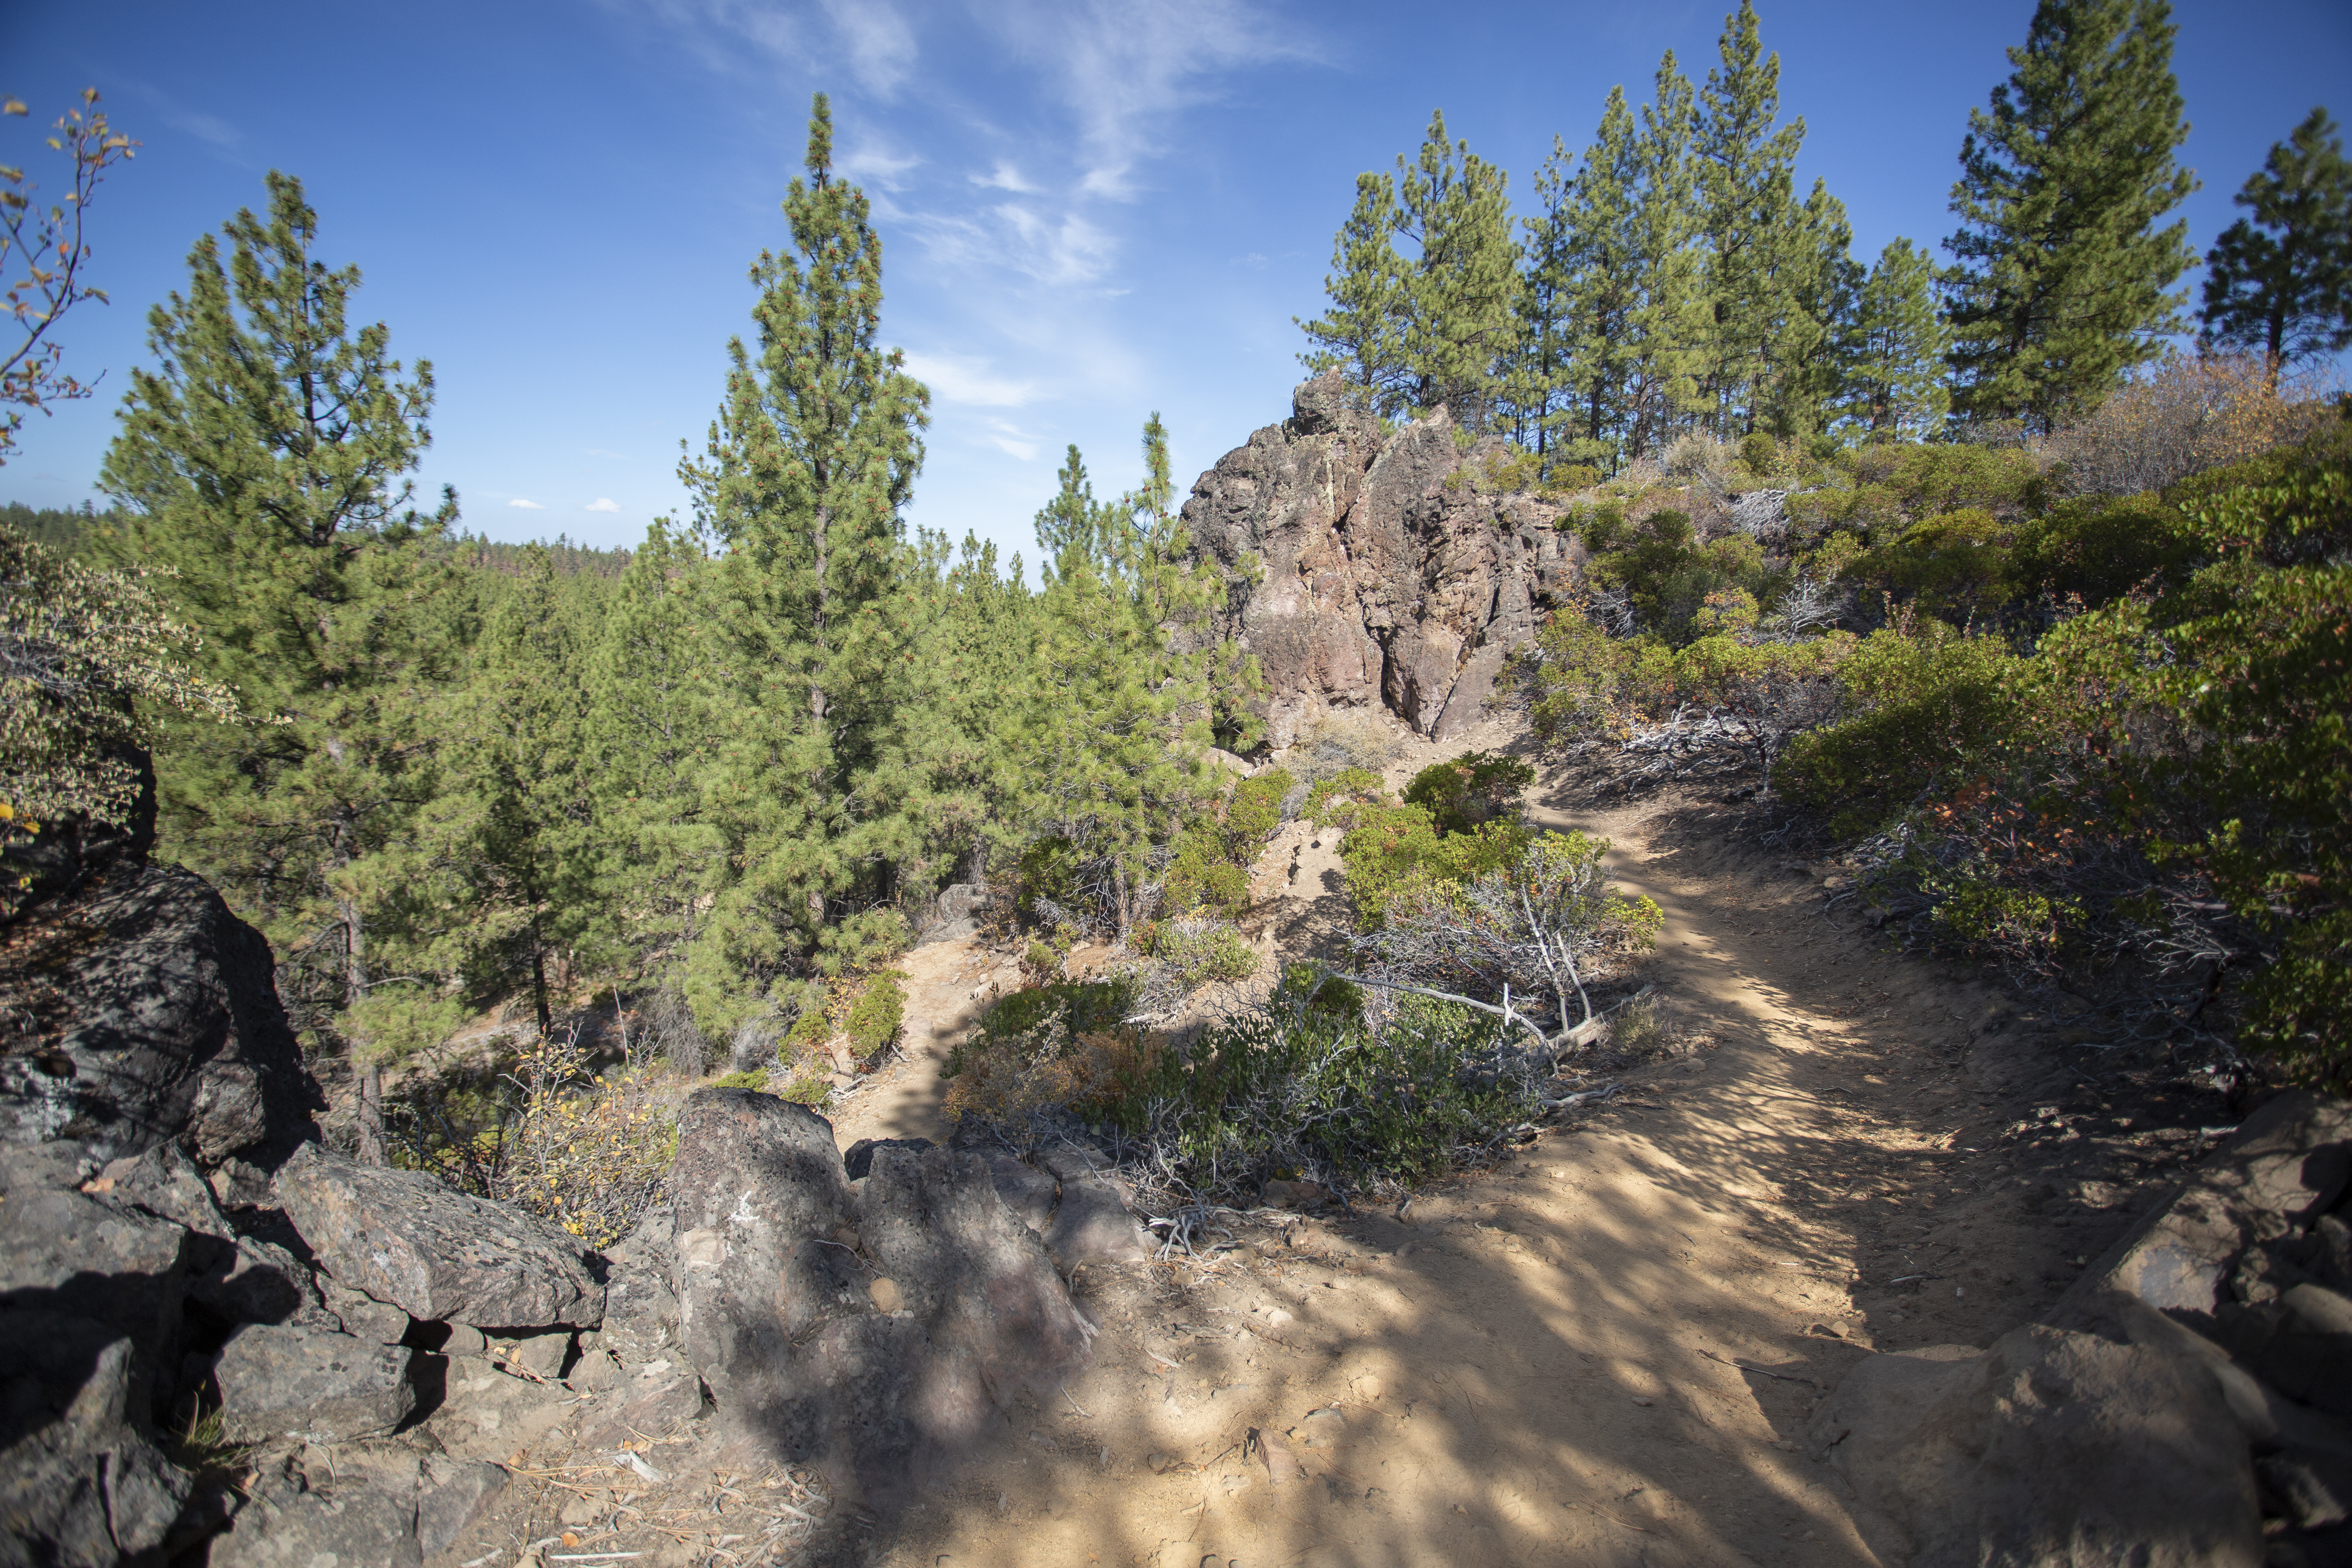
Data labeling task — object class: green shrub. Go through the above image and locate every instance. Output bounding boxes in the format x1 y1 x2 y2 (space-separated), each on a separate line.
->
1163 768 1296 917
1401 751 1535 835
1338 802 1530 927
1508 606 1636 743
704 1067 769 1091
2007 493 2195 610
1097 994 1543 1193
942 978 1140 1082
845 971 905 1065
1842 508 2013 623
1779 626 2032 831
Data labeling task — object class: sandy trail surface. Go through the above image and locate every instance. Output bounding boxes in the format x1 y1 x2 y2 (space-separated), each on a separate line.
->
835 734 2216 1568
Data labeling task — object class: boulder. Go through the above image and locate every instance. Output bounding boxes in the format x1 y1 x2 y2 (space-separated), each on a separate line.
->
987 1154 1058 1236
1808 1312 2262 1567
273 1143 603 1330
1045 1169 1152 1269
208 1448 426 1568
668 1090 860 1406
2060 1090 2352 1321
667 1090 1094 1508
0 1334 194 1567
212 1323 415 1444
0 1183 197 1423
0 863 319 1169
1176 373 1576 745
427 1357 584 1462
844 1135 935 1180
574 1359 706 1452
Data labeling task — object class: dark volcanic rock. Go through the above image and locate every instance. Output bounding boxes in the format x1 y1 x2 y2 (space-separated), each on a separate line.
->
668 1090 1094 1509
0 1334 194 1568
0 1181 198 1424
1178 372 1578 743
669 1089 860 1406
274 1143 603 1331
1808 1090 2352 1566
212 1323 416 1444
0 864 320 1170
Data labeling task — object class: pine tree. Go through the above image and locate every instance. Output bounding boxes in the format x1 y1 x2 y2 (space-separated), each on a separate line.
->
1622 55 1712 459
1393 111 1521 430
1506 137 1582 466
1300 112 1519 429
1297 172 1408 412
1694 0 1808 438
426 546 602 1037
583 520 729 1020
1559 88 1648 468
1759 178 1860 440
677 93 935 1039
1012 418 1221 939
1944 0 2198 428
1844 238 1953 439
99 172 456 1161
2200 107 2352 368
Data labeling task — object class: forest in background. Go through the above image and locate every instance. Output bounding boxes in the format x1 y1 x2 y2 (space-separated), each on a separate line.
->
3 0 2349 1217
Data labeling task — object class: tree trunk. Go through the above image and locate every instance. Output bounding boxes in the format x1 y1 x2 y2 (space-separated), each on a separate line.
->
530 918 552 1038
355 1060 388 1166
340 890 390 1165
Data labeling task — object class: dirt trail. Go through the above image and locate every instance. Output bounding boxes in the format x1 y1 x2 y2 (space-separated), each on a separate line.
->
843 734 2214 1567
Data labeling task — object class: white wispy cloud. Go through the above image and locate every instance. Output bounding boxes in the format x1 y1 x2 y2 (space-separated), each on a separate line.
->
969 160 1036 192
902 350 1036 406
981 416 1038 461
586 497 622 513
973 0 1323 199
840 143 922 189
610 0 916 94
508 498 546 510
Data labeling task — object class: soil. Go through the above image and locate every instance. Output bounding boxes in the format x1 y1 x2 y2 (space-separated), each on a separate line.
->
831 719 2240 1568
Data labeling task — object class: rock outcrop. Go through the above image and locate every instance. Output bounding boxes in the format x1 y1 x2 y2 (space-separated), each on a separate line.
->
1809 1091 2352 1566
0 862 319 1173
1178 372 1581 745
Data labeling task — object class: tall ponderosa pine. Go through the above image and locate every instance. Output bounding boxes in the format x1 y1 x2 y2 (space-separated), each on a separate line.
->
1944 0 2197 428
2200 107 2352 368
678 94 935 1038
1623 56 1712 459
1014 416 1224 940
1693 0 1807 439
1300 111 1519 430
1844 238 1952 439
100 172 456 1161
584 521 729 1013
425 547 603 1037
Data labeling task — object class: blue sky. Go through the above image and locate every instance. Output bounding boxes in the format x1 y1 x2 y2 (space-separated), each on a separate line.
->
4 0 2345 569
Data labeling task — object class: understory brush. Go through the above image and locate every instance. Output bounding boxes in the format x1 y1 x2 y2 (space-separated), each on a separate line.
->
394 1029 683 1248
1790 413 2352 1084
944 968 1546 1203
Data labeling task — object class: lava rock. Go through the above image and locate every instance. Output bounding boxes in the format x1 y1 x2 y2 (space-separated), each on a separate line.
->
0 1334 194 1567
212 1322 416 1444
1808 1309 2261 1567
274 1143 603 1330
0 863 319 1169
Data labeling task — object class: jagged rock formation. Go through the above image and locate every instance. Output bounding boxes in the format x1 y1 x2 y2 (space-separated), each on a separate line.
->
1178 371 1584 745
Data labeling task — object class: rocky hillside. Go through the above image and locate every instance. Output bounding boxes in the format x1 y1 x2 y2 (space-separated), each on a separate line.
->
1178 372 1583 744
